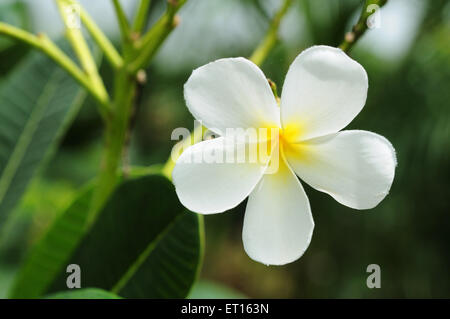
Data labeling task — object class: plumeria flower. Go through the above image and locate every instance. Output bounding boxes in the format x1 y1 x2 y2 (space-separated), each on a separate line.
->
172 45 397 266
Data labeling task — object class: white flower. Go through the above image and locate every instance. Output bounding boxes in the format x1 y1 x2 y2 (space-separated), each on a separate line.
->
172 45 397 266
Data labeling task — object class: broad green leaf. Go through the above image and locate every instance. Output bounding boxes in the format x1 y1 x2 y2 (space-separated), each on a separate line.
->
11 174 204 299
0 43 93 229
46 288 121 299
188 280 247 299
0 2 29 51
9 184 93 298
0 2 30 78
0 263 16 298
47 174 204 299
8 167 158 298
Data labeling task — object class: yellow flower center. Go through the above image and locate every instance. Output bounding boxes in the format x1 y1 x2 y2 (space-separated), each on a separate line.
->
255 123 310 172
280 123 308 156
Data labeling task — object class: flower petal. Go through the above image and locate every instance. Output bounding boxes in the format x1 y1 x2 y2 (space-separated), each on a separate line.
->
172 137 267 214
280 45 368 141
184 57 280 134
242 159 314 265
284 130 397 210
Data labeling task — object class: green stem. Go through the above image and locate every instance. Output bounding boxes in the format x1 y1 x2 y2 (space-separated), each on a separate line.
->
132 0 152 33
0 22 108 108
90 69 137 216
56 0 110 114
249 0 293 66
128 0 186 73
161 124 204 179
91 0 189 216
268 78 280 105
63 0 123 69
112 0 132 56
339 0 388 53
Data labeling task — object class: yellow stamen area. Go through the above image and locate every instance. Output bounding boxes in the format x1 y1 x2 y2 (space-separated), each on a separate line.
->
279 123 310 162
255 122 311 172
280 123 304 144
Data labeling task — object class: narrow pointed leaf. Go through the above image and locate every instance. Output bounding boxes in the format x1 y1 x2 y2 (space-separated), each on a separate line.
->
0 43 95 229
10 173 204 299
47 174 203 299
9 185 93 298
46 288 121 299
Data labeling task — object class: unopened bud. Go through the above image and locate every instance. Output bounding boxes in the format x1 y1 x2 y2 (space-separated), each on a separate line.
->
345 32 355 43
136 69 147 84
173 15 181 28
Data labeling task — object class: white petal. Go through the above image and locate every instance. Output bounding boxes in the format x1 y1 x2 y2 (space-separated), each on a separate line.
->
284 130 397 210
280 45 368 141
172 137 268 214
184 57 280 134
242 159 314 265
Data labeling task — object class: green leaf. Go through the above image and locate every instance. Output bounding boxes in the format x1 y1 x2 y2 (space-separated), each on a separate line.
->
9 184 93 298
0 2 29 51
0 43 92 230
48 174 204 299
0 263 16 298
46 288 121 299
0 2 30 77
10 174 204 299
188 280 247 299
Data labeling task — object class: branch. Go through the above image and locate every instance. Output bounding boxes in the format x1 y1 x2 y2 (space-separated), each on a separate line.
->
62 0 123 69
128 0 187 73
162 124 204 179
132 0 152 33
339 0 388 53
56 0 110 115
0 22 108 107
249 0 293 66
112 0 131 53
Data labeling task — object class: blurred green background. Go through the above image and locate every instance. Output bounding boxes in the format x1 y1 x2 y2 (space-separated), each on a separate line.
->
0 0 449 298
